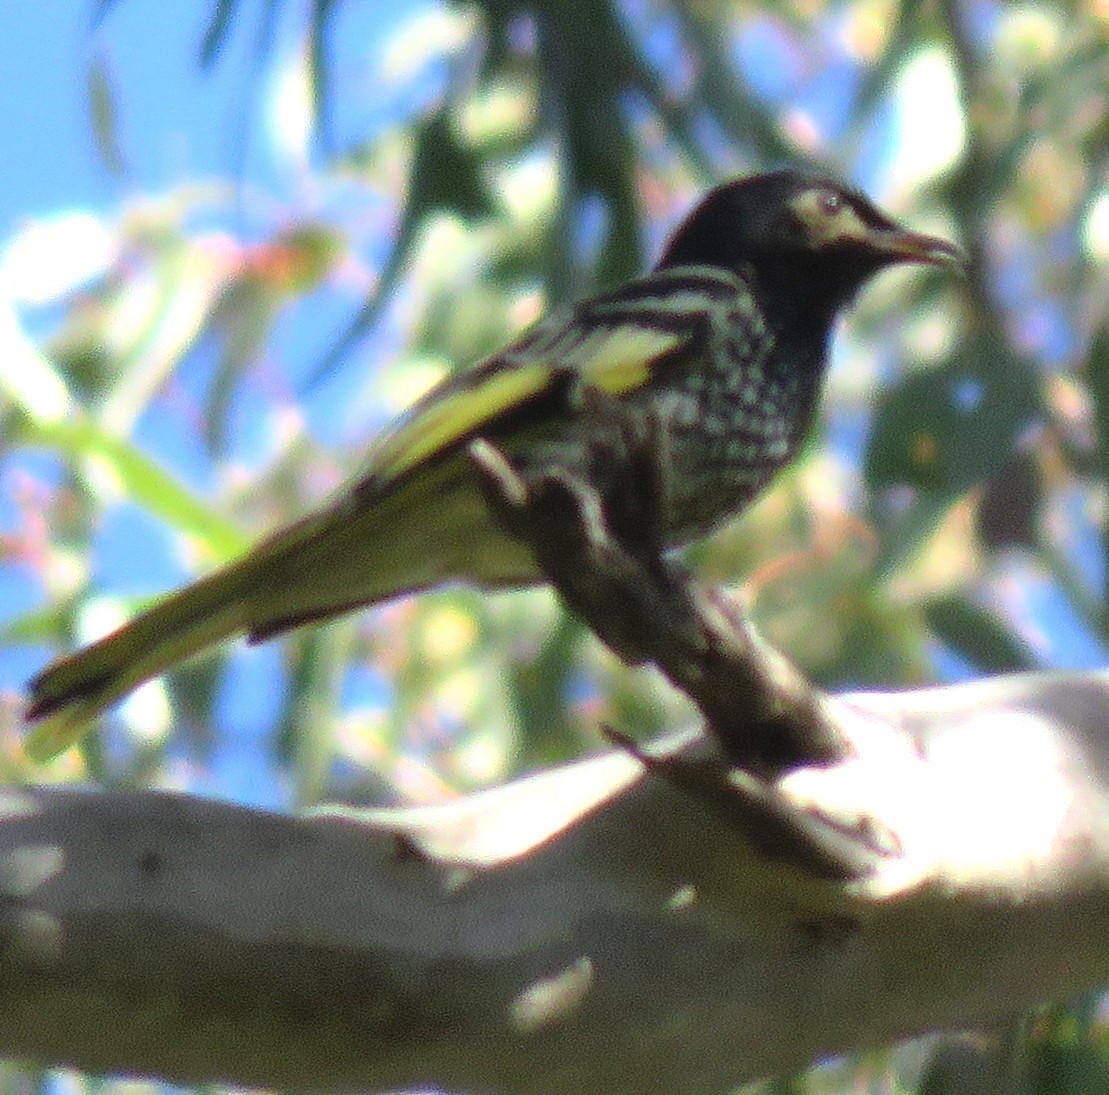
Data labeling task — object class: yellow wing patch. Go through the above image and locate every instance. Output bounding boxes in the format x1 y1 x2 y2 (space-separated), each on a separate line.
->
367 323 684 486
576 325 683 396
370 362 555 484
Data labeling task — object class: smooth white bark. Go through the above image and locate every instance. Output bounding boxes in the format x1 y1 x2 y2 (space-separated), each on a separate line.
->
2 670 1109 1093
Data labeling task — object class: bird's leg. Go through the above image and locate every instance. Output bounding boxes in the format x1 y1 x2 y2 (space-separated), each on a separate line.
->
469 391 850 774
468 427 699 669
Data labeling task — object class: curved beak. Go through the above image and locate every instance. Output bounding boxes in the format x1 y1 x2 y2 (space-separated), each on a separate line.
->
871 226 967 270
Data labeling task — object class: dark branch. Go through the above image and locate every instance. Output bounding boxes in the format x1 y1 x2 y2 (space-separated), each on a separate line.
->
470 388 850 773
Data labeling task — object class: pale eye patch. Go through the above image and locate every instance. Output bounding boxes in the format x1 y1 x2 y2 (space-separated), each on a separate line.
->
788 189 873 249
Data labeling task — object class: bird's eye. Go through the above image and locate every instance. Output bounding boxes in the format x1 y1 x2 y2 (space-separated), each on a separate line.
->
817 191 844 215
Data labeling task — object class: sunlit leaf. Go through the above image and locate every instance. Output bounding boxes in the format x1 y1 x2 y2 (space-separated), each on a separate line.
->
94 233 231 433
12 414 248 561
870 493 958 582
0 602 74 647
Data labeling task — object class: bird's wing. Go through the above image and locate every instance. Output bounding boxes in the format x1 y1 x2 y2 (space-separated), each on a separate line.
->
243 266 746 574
359 267 745 491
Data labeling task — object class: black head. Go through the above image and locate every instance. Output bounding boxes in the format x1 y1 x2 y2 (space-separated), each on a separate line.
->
657 170 964 333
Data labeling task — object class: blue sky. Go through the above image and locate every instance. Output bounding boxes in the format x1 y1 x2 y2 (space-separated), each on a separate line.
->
0 4 236 234
0 2 432 233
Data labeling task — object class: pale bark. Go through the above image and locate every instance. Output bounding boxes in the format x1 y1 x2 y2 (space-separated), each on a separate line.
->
2 669 1109 1093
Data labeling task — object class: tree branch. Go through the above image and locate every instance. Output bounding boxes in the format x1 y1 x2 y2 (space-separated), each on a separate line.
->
6 392 1104 1092
3 670 1109 1092
469 388 849 772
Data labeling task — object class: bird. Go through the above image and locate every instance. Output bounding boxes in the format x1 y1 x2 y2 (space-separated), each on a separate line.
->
23 169 964 758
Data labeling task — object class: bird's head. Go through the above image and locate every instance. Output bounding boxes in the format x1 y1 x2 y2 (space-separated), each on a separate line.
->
657 170 964 332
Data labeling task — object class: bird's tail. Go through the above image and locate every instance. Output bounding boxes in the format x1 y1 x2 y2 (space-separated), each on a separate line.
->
23 454 539 760
24 563 254 760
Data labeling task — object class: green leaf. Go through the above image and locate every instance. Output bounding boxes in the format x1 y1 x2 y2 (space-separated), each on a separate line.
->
274 620 352 807
309 0 339 151
534 0 640 296
199 0 245 68
975 450 1042 551
918 1039 993 1095
674 5 803 167
87 51 126 177
409 112 498 223
13 414 248 561
865 340 1042 495
511 609 588 768
1026 1002 1109 1095
0 603 74 647
866 336 1044 574
89 0 124 30
1085 326 1109 637
201 223 345 454
925 593 1039 674
870 492 957 582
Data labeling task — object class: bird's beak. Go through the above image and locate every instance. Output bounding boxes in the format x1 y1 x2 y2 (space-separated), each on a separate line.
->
869 226 967 270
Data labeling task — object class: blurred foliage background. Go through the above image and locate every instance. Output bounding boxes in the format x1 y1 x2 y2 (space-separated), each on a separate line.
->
0 0 1105 1092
